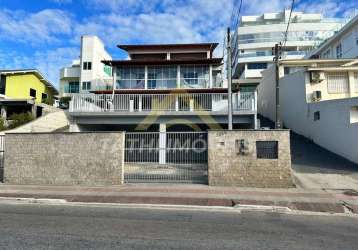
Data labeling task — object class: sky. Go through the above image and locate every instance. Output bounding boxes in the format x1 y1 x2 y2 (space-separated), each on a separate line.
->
0 0 356 88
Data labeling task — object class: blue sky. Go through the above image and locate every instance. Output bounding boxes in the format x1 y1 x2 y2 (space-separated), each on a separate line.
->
0 0 356 87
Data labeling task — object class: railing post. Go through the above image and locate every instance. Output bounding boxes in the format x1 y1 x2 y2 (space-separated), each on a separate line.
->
189 99 194 112
159 124 166 164
175 95 179 111
138 95 142 112
251 93 255 111
129 99 134 112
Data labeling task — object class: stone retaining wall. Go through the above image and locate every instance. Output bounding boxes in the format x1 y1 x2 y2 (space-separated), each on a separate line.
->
4 132 124 185
208 130 294 188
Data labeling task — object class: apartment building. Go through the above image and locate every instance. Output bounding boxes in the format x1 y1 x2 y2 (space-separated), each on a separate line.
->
59 35 113 97
69 43 258 132
309 15 358 59
258 59 358 164
232 10 344 86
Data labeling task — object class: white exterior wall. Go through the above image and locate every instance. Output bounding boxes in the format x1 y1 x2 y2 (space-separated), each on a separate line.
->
318 27 358 59
80 35 113 93
259 66 358 164
257 65 285 121
306 98 358 164
314 16 358 59
59 36 113 97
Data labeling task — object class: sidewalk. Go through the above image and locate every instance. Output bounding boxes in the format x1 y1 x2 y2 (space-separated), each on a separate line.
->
0 184 357 214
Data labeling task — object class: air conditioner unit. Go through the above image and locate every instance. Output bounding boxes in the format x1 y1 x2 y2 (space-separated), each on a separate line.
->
312 91 322 101
310 71 325 83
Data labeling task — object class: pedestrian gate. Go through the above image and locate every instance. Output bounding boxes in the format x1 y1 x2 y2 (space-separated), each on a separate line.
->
124 132 208 184
0 135 4 182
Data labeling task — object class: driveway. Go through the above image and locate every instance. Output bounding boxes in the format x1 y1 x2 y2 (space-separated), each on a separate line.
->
291 132 358 190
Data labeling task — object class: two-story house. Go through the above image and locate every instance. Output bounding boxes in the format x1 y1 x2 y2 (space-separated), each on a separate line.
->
69 43 258 132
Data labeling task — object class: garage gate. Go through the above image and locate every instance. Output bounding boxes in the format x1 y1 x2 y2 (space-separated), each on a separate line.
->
124 132 208 184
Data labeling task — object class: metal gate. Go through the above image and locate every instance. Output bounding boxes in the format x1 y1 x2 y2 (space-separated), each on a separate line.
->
124 132 208 184
0 135 4 182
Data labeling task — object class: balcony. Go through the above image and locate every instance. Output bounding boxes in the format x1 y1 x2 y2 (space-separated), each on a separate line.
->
60 67 80 79
69 92 256 115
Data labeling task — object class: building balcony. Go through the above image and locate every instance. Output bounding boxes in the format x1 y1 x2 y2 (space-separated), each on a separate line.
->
69 92 257 115
60 67 80 79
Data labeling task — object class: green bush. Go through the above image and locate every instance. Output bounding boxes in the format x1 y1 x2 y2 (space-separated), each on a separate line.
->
0 117 6 131
42 97 54 106
8 112 34 129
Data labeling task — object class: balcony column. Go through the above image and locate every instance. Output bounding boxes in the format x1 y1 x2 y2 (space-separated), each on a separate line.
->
144 65 148 89
209 64 213 88
159 123 166 165
348 71 355 97
177 65 181 88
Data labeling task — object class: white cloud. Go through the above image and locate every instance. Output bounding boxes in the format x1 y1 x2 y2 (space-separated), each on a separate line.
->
0 47 78 88
0 9 73 45
294 0 357 17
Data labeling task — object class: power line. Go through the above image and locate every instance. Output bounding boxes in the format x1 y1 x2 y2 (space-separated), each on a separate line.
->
283 0 295 50
230 0 243 31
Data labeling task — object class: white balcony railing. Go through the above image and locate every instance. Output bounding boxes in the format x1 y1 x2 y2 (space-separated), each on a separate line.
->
60 67 80 79
69 92 256 113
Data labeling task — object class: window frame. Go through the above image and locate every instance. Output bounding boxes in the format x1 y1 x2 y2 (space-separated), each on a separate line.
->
83 61 92 70
41 93 48 102
256 141 278 159
29 88 37 98
336 43 342 58
82 81 91 90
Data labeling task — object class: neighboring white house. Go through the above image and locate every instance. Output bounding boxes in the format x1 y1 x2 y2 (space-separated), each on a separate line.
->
232 10 345 83
258 59 358 164
59 35 113 97
309 15 358 59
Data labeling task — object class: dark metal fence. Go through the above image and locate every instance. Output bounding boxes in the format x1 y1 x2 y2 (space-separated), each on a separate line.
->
124 132 208 183
0 135 4 182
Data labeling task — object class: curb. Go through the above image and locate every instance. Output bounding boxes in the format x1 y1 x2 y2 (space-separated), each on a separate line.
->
0 193 354 214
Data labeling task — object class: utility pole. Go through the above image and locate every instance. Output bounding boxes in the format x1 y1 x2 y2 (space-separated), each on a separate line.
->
273 43 282 129
226 27 233 130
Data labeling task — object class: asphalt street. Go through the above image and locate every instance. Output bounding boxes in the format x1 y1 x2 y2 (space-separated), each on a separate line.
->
0 202 357 249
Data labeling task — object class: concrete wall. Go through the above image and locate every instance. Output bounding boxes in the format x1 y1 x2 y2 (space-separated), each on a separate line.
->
300 98 358 164
208 130 293 188
4 132 124 185
257 65 285 122
269 67 358 165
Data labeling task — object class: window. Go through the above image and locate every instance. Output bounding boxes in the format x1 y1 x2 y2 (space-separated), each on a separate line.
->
41 93 48 102
0 75 6 95
256 141 278 159
322 49 331 59
314 111 320 121
336 44 342 58
327 72 349 93
148 66 177 89
180 65 209 88
247 63 267 70
350 106 358 124
29 88 36 98
116 66 145 89
82 81 91 90
103 65 112 76
356 38 358 46
66 82 79 93
83 61 92 70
